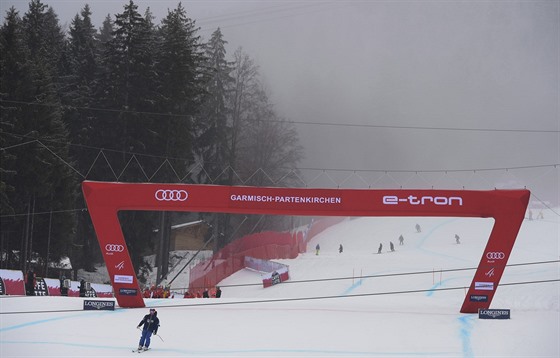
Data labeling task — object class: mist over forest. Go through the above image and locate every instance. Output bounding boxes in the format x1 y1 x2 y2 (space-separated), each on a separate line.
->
1 1 558 282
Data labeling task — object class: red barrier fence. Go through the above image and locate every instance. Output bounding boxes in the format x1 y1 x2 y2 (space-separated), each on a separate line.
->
189 217 345 292
302 217 346 249
0 269 25 295
0 269 113 297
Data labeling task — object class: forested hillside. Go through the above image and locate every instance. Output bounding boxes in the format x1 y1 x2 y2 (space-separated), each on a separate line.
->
0 0 302 280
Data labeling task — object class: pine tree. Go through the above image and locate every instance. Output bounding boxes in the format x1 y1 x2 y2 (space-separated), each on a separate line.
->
94 0 162 278
193 28 236 248
196 28 234 185
237 86 303 187
229 47 259 182
1 1 75 273
96 14 113 49
97 0 159 161
152 3 204 181
64 5 100 171
225 48 303 188
229 50 303 236
0 7 27 218
59 4 105 272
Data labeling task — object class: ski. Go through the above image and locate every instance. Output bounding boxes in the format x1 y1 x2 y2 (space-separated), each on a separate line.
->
132 348 150 353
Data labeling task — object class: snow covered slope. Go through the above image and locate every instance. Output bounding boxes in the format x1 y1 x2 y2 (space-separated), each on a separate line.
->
1 211 558 357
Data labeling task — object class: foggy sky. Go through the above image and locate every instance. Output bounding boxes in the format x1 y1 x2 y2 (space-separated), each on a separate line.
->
2 0 558 200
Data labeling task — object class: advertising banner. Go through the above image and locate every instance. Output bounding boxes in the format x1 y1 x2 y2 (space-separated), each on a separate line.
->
82 181 529 312
263 269 290 288
83 300 116 311
34 278 49 296
469 295 488 302
244 256 290 288
0 269 25 295
478 309 511 319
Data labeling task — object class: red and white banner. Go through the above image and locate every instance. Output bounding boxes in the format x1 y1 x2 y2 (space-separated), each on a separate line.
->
0 269 25 295
82 181 529 312
0 270 113 298
244 256 290 288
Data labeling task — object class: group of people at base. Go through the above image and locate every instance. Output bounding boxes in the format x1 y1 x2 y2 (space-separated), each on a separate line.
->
25 269 88 297
141 286 223 300
142 285 172 299
183 286 221 298
59 277 87 297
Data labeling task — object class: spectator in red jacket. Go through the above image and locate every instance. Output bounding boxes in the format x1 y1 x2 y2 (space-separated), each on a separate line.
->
143 288 152 298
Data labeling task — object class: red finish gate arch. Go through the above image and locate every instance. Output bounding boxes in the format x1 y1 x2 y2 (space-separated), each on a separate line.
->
82 181 529 313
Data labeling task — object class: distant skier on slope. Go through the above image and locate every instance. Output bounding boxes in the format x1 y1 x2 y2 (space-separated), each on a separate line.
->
390 242 395 252
316 244 320 255
377 243 382 254
398 235 404 245
339 244 343 253
415 224 421 233
455 234 461 244
136 308 160 352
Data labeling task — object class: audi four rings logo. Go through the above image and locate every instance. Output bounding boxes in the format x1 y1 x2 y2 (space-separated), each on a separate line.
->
486 252 505 260
155 189 188 201
105 244 124 252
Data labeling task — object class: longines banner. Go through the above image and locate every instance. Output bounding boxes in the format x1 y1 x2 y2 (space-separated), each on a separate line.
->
82 181 529 312
83 300 116 311
478 308 511 319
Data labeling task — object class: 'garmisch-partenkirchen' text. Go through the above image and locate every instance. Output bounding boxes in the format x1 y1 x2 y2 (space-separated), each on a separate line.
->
230 195 341 204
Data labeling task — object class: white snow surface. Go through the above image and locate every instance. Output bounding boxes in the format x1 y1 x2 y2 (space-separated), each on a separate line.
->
1 212 559 357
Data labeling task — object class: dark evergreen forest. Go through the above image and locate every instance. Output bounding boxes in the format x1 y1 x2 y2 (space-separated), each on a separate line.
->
0 0 303 281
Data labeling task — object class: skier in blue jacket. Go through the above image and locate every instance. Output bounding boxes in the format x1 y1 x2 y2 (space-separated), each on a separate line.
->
136 308 160 351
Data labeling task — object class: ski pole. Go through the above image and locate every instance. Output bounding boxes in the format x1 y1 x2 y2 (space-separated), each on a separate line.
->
155 334 164 342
